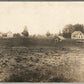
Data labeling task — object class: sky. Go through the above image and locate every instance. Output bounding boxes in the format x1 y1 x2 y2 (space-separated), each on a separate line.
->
0 2 84 35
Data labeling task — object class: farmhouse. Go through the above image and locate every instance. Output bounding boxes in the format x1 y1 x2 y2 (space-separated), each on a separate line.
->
71 31 84 39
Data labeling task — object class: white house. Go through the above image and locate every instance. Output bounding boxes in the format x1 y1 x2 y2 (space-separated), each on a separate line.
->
71 31 84 39
0 32 2 37
7 31 13 38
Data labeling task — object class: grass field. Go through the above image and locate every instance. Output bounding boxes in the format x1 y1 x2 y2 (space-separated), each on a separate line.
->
0 38 84 82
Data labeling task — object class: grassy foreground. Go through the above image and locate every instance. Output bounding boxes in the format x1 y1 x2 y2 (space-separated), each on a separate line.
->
0 39 83 82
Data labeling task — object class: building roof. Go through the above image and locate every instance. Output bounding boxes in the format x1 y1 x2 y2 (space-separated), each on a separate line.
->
58 36 65 40
72 31 83 35
54 35 65 40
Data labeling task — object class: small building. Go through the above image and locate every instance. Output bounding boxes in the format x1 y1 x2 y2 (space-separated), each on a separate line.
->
71 31 84 39
7 31 13 38
0 32 2 37
58 36 65 40
54 35 65 42
54 37 60 42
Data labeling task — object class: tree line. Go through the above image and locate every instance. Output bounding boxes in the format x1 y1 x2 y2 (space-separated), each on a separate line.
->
15 24 84 39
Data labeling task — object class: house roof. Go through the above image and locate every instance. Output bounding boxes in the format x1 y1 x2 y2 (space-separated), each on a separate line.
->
55 35 65 40
58 36 65 40
72 31 83 35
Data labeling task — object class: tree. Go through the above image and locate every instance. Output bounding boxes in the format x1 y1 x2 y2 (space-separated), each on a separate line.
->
46 31 51 37
62 24 74 38
22 26 29 37
73 24 84 33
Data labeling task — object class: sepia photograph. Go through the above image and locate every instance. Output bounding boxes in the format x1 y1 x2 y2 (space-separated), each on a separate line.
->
0 1 84 82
